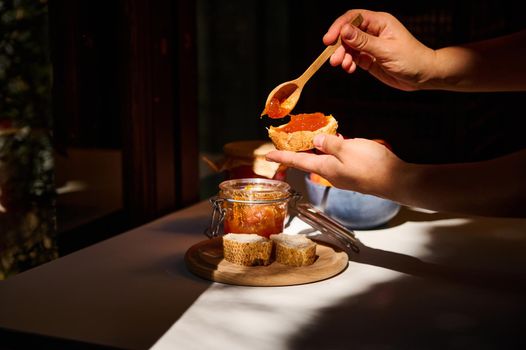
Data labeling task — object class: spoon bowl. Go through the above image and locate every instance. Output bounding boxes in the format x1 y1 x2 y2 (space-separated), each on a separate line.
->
262 82 301 118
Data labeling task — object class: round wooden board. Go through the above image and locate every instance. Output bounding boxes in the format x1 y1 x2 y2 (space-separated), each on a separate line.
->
184 237 348 286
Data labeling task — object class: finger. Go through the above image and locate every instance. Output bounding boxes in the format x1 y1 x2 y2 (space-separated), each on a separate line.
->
323 13 351 45
341 53 355 73
313 134 346 161
345 61 357 74
323 9 369 45
341 22 384 57
329 45 346 66
265 150 335 174
356 52 376 71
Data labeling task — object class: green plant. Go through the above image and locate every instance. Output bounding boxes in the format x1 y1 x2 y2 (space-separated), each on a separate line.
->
0 0 56 279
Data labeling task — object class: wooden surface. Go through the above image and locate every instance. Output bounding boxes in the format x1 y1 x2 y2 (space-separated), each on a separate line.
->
184 237 349 286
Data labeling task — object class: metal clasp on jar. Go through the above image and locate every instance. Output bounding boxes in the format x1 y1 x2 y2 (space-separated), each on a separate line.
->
204 196 226 238
287 189 360 254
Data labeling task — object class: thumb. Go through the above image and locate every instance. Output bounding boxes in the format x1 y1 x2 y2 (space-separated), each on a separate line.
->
341 24 382 57
313 134 345 159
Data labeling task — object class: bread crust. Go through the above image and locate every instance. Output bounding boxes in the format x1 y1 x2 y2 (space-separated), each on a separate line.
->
270 234 317 267
223 234 273 266
222 233 317 267
268 114 338 152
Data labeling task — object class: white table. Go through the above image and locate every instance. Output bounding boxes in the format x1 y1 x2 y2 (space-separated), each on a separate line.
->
1 199 526 349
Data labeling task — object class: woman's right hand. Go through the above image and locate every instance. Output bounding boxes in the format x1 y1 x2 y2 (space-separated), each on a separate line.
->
323 9 437 91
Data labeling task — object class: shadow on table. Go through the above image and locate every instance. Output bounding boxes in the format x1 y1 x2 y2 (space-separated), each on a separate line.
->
352 243 526 296
370 206 470 230
287 216 526 350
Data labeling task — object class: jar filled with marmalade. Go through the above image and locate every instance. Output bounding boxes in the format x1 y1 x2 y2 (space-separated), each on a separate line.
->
206 178 295 238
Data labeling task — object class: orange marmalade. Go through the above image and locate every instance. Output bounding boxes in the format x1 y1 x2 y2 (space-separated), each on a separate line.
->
219 178 291 238
266 97 290 119
277 113 328 133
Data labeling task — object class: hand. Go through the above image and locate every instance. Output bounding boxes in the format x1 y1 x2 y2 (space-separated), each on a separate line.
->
266 134 526 217
323 9 436 91
265 134 408 198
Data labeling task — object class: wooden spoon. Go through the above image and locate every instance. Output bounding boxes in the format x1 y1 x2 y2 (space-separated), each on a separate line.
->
261 13 363 119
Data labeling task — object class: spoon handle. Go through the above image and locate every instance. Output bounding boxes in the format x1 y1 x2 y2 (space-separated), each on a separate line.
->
298 13 364 83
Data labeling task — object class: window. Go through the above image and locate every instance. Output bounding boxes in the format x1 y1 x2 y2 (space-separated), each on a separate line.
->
1 0 199 278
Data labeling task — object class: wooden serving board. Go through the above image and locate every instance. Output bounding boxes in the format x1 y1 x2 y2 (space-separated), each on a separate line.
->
184 237 348 286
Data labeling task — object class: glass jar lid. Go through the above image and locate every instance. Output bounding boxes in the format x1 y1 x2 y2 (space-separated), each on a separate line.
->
219 178 291 204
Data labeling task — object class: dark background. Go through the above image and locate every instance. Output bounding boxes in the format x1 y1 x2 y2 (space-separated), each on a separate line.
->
46 0 526 252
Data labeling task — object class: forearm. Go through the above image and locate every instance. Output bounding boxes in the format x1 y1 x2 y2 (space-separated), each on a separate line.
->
393 150 526 217
422 30 526 92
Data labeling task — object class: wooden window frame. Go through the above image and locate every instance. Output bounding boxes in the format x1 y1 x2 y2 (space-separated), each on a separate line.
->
50 0 199 251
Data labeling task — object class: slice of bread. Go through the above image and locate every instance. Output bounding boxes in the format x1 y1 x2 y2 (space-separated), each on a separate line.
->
223 233 273 266
270 233 317 267
268 114 338 152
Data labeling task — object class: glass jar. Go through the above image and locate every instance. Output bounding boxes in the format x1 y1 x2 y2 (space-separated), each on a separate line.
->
206 178 295 238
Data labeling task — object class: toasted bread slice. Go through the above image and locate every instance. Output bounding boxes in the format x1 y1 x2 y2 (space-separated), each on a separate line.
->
270 233 317 267
268 113 338 152
223 233 273 266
